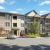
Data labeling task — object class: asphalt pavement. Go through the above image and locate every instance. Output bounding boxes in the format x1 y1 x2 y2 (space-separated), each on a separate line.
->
0 37 50 50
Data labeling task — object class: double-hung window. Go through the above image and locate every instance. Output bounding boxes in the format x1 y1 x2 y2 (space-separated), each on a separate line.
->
5 22 10 26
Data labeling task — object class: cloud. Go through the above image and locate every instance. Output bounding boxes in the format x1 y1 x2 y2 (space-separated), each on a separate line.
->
39 1 50 6
10 1 16 5
9 8 24 13
9 11 18 13
39 10 49 15
0 6 5 9
16 8 23 11
0 0 5 3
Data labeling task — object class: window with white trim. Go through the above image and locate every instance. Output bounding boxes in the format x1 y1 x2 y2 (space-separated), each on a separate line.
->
5 22 10 26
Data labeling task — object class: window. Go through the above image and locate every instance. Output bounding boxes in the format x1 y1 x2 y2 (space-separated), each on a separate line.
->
5 22 10 26
8 22 10 26
13 23 17 27
21 23 24 27
5 14 10 19
5 22 7 26
27 18 31 21
21 17 24 20
13 16 17 19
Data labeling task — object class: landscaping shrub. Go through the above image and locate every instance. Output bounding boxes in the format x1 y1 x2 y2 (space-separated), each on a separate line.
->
48 33 50 37
0 34 8 37
26 33 40 38
40 34 46 37
40 33 49 37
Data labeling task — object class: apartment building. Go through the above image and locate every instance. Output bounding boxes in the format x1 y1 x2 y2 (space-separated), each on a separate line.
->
0 10 50 37
0 12 25 37
41 13 50 33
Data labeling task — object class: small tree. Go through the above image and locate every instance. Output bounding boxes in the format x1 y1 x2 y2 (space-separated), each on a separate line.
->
27 22 39 35
0 27 4 34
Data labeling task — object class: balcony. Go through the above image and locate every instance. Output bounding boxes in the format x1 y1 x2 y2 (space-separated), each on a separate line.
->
12 27 20 30
45 27 50 30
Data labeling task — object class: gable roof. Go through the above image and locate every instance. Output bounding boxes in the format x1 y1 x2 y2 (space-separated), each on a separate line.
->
25 10 41 17
25 10 37 15
41 13 50 18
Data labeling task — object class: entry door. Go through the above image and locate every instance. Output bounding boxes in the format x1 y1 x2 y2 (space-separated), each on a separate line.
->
14 30 17 35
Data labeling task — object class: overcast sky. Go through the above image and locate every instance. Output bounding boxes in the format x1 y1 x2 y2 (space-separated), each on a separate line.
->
0 0 50 15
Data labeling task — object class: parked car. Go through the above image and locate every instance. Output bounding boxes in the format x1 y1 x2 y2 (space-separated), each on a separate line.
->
20 33 26 36
7 34 17 39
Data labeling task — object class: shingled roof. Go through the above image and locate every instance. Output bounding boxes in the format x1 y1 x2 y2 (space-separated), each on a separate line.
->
25 10 41 17
0 12 25 16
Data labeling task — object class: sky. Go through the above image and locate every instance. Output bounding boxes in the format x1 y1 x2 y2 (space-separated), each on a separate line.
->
0 0 50 15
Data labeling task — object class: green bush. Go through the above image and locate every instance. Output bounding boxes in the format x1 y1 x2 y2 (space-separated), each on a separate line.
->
40 34 46 37
40 33 49 37
48 33 50 36
25 28 29 34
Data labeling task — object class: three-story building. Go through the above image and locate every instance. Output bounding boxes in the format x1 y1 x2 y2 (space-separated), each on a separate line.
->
0 10 50 37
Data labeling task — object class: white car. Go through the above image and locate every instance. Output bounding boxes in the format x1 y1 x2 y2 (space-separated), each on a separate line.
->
7 34 17 39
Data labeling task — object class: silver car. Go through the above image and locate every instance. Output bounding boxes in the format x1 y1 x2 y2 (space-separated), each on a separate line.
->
7 34 17 39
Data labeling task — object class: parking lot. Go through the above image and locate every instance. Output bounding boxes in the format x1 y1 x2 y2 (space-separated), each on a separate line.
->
0 37 50 50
